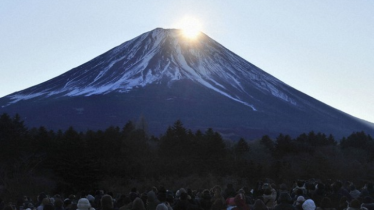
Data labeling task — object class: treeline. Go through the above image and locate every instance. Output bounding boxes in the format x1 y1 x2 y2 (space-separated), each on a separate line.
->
1 113 374 199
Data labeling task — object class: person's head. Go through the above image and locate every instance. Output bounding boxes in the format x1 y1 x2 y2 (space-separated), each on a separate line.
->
176 188 186 198
86 195 95 203
101 195 113 210
296 196 305 206
77 198 91 210
213 185 222 196
302 199 316 210
147 191 158 203
132 197 145 210
262 183 270 190
201 189 211 199
23 196 29 201
63 198 71 207
155 203 168 210
63 199 71 207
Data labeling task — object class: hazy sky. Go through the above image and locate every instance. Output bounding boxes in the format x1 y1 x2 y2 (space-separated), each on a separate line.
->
1 1 373 123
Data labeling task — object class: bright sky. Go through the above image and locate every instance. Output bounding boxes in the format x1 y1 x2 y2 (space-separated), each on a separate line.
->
1 1 373 123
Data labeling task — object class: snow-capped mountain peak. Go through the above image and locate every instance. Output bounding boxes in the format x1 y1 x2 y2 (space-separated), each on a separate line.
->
2 28 374 139
6 28 297 110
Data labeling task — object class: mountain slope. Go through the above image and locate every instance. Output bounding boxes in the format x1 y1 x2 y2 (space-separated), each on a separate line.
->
1 28 373 139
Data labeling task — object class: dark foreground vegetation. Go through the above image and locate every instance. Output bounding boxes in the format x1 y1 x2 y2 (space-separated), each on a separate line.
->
1 113 374 201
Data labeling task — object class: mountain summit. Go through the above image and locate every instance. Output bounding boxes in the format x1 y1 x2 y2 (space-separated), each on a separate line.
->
1 28 373 139
5 28 293 109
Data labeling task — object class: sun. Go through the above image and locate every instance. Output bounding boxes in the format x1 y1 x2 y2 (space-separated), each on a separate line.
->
179 17 202 39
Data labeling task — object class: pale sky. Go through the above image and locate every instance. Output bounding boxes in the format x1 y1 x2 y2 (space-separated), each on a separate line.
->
1 1 373 123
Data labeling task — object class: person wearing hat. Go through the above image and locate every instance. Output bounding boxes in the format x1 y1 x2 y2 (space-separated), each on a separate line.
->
294 196 305 210
302 199 316 210
131 198 145 210
146 191 160 210
262 183 277 209
77 198 95 210
155 200 172 210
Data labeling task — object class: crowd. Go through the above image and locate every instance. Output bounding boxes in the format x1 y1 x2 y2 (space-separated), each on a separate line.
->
2 180 374 210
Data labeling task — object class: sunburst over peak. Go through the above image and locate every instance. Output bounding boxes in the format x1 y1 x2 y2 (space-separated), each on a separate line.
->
178 16 202 39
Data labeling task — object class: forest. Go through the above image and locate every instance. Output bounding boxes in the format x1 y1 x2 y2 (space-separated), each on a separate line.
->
1 113 374 200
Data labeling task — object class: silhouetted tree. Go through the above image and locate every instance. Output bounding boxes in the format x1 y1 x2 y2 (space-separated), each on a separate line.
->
52 127 99 192
260 135 275 153
340 131 373 150
274 134 294 157
235 138 250 157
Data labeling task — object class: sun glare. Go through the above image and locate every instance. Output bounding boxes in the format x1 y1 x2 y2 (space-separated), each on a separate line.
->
179 17 202 39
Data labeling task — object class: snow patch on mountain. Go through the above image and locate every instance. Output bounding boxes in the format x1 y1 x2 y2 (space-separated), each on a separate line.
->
7 92 45 104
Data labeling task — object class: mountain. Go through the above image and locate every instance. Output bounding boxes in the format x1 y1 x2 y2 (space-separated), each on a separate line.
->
1 28 373 139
